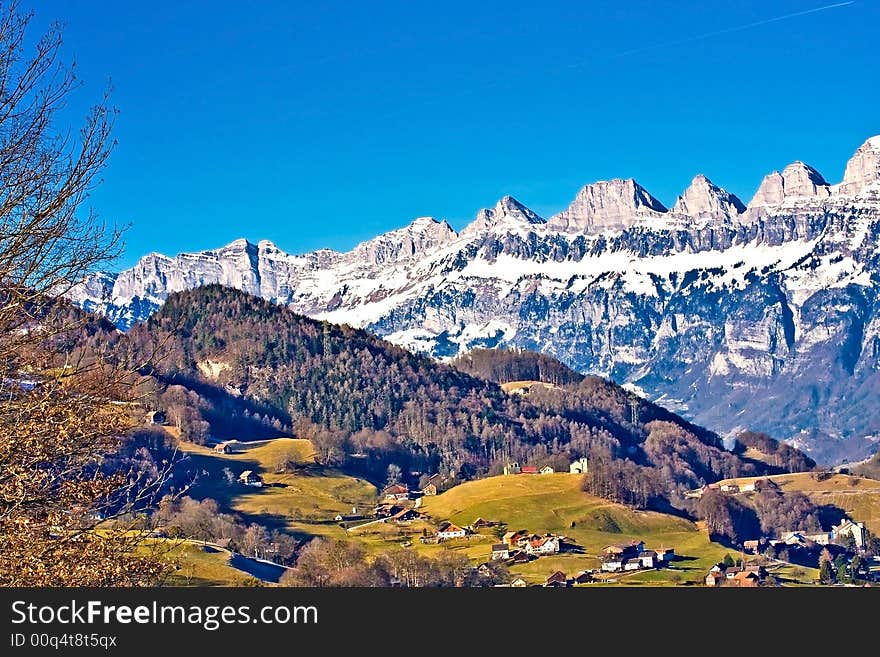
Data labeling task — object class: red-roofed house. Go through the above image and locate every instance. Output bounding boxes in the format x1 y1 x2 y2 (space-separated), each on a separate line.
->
438 522 466 541
520 466 539 474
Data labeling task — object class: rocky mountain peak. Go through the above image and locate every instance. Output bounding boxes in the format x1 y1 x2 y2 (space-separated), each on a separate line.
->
547 178 667 233
350 216 457 266
839 135 880 195
748 161 830 208
461 195 545 236
671 174 745 220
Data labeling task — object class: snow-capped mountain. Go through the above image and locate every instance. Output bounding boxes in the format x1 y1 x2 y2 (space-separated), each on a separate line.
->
70 136 880 464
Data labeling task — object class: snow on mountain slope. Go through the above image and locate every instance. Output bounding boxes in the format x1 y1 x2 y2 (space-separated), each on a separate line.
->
69 136 880 465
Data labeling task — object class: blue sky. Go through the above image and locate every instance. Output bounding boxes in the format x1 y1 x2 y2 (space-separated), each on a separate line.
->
36 1 880 267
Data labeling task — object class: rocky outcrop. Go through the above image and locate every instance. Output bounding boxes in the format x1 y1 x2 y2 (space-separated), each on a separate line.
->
671 174 745 221
839 136 880 195
547 178 667 233
461 196 545 236
748 161 830 208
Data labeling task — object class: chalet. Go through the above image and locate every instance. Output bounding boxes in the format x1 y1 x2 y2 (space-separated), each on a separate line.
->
374 503 404 519
569 457 589 474
705 571 725 587
388 508 421 523
539 466 555 475
520 466 539 475
511 550 531 564
472 517 498 529
730 570 760 587
603 541 646 559
503 530 529 548
544 571 568 587
491 544 510 561
382 484 410 501
214 441 233 454
421 473 446 496
438 522 467 541
238 470 262 487
623 558 642 571
833 520 867 548
743 539 765 553
573 570 593 584
503 462 522 476
639 550 658 569
144 410 166 425
720 483 739 494
477 564 493 578
525 536 561 556
601 557 625 572
511 577 528 588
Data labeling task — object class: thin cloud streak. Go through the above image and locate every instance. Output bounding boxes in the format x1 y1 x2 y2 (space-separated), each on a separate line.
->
607 1 856 59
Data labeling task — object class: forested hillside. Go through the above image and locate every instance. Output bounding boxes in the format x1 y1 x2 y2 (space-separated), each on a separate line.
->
120 285 807 503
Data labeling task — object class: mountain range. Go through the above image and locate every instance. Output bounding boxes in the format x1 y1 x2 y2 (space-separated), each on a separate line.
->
70 136 880 465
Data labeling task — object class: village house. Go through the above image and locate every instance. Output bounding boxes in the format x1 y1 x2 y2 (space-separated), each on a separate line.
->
511 577 528 588
833 519 868 548
503 530 529 548
707 563 767 587
382 484 410 501
238 470 262 487
520 466 539 475
525 535 561 556
639 550 657 569
214 441 233 454
601 556 625 572
437 522 467 541
420 473 446 496
539 466 555 475
491 544 510 561
511 550 531 564
705 571 725 586
742 538 766 554
544 571 568 587
740 481 757 493
503 462 521 475
603 541 646 559
572 570 593 584
388 508 421 523
720 483 740 493
623 558 642 571
569 457 589 474
471 517 498 529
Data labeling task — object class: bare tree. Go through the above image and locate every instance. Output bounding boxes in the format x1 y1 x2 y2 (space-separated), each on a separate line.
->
0 2 169 586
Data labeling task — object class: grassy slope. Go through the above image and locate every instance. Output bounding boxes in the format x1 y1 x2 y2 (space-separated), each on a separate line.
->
174 437 377 540
717 472 880 534
419 473 736 585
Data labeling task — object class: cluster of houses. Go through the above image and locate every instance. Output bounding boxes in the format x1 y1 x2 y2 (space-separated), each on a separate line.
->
502 457 591 476
705 562 768 587
489 529 564 564
743 519 869 554
685 478 771 499
599 540 675 572
503 462 555 476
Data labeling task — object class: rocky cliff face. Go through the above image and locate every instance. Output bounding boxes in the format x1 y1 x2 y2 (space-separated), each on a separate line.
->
70 136 880 464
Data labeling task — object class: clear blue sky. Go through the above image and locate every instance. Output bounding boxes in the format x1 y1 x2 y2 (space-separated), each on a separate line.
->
35 1 880 267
